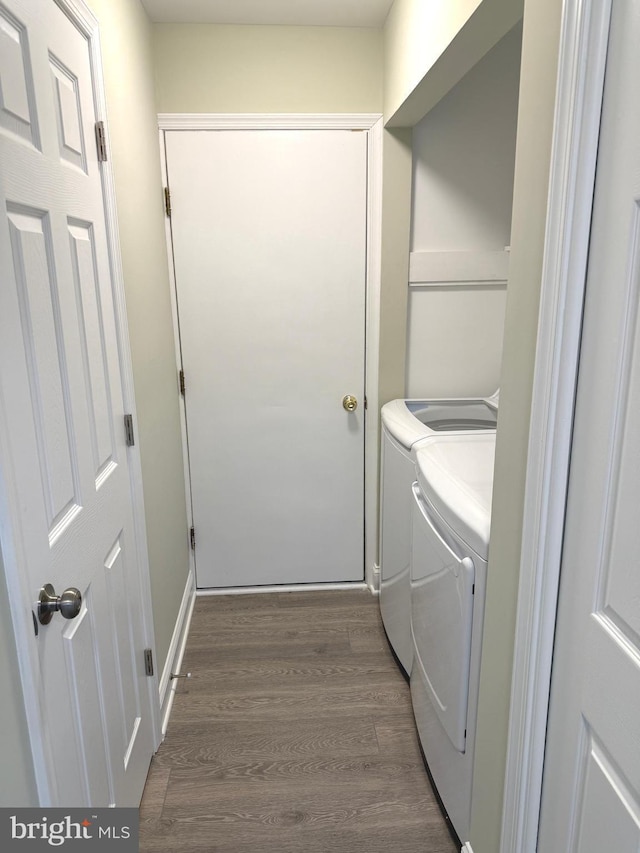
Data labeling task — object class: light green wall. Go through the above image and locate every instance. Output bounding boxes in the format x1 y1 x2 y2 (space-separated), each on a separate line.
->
88 0 190 676
153 24 383 114
469 0 564 850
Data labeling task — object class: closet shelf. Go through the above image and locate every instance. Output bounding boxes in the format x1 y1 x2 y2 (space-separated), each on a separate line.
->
409 249 510 287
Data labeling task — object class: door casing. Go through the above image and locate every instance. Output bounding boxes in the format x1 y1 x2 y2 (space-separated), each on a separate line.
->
0 0 162 805
158 112 383 593
499 1 613 851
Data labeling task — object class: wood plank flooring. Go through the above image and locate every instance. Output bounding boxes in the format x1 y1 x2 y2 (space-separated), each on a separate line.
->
139 590 458 853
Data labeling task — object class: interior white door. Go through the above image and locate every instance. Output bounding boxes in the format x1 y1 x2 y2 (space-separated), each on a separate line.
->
538 0 640 848
165 129 367 587
0 0 155 805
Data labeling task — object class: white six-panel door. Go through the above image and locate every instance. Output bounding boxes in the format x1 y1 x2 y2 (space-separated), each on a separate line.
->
165 129 367 588
0 0 155 805
538 0 640 847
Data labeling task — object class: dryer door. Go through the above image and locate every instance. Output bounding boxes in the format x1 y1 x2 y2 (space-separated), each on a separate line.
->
410 483 475 753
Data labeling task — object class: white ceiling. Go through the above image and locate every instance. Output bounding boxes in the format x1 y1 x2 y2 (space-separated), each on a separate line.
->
141 0 394 27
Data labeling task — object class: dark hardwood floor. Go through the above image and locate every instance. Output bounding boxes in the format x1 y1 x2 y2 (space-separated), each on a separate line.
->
139 589 458 853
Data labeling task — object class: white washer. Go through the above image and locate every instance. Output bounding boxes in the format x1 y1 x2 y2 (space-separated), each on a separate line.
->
410 433 496 842
379 397 497 674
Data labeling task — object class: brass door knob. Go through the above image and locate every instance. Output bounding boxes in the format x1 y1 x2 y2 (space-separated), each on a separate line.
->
342 395 358 412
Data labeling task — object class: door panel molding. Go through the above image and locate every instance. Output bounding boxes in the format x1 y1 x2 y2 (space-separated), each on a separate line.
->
158 113 383 591
0 0 161 805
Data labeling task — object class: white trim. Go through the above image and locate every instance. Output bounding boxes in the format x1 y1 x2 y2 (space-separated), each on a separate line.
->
500 1 612 852
197 582 370 597
158 113 383 592
409 282 508 290
369 563 381 596
159 569 196 738
364 117 383 591
158 113 381 131
158 131 197 582
461 844 475 853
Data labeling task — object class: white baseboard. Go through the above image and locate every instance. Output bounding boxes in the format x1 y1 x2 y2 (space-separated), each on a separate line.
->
461 843 475 853
159 569 196 737
368 563 381 595
196 582 369 596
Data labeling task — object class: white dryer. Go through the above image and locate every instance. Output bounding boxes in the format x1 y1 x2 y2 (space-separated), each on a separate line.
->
379 398 497 674
410 433 496 842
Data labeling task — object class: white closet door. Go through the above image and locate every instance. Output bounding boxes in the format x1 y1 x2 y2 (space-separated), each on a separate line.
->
0 0 155 804
166 130 367 587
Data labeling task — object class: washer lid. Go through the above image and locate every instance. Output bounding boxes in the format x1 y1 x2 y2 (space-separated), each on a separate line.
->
414 433 496 559
381 399 433 449
381 397 497 450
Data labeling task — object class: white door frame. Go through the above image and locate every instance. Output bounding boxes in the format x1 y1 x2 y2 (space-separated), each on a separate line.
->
158 113 383 592
500 0 612 850
0 0 161 805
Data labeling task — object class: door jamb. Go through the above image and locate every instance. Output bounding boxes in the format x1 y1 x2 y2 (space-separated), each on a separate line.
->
157 113 383 591
499 0 612 850
0 0 162 805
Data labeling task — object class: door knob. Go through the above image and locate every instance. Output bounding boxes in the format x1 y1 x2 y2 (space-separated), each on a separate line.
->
342 395 358 412
38 583 82 625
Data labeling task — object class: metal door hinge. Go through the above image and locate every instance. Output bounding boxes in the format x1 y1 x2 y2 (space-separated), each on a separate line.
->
144 648 154 677
179 369 186 396
95 121 108 162
190 526 196 550
124 414 135 446
164 187 171 217
364 396 368 410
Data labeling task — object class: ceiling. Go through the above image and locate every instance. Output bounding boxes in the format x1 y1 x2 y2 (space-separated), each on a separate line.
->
141 0 394 27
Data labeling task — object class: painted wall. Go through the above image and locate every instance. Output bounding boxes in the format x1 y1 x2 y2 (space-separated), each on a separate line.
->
384 0 481 120
379 128 414 407
469 0 564 850
88 0 190 678
153 24 383 114
406 23 521 397
384 0 523 125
